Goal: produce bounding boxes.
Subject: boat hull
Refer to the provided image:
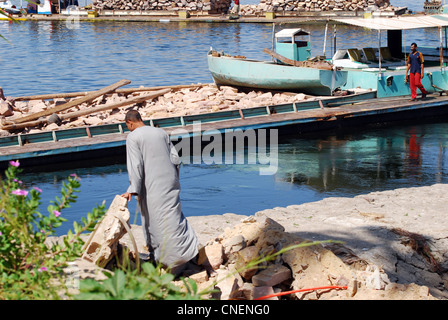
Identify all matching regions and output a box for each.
[207,53,348,96]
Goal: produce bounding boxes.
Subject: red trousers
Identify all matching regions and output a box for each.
[409,72,427,99]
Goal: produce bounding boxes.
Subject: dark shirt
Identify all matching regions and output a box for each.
[408,51,424,74]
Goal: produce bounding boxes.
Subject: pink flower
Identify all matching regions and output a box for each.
[33,187,42,193]
[11,189,28,196]
[53,210,61,217]
[9,160,20,167]
[70,173,80,180]
[38,267,48,272]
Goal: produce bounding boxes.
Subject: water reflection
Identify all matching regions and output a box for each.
[275,122,448,194]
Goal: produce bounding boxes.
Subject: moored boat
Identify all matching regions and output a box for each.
[209,11,448,99]
[330,11,448,98]
[207,28,348,96]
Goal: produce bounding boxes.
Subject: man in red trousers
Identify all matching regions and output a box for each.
[405,42,427,102]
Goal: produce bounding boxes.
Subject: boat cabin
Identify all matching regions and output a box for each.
[328,11,448,97]
[274,28,311,62]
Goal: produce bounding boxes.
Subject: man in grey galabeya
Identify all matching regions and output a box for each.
[121,110,199,274]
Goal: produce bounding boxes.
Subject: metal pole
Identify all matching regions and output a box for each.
[378,30,382,78]
[440,26,443,69]
[333,24,337,55]
[323,22,328,57]
[271,23,275,62]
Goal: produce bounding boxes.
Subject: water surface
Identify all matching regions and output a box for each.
[0,11,446,235]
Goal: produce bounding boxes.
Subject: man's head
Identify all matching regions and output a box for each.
[411,42,417,52]
[125,110,144,132]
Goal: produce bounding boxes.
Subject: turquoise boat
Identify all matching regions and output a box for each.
[209,11,448,99]
[331,12,448,98]
[207,28,348,96]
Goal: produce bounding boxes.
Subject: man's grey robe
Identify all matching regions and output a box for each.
[126,125,199,268]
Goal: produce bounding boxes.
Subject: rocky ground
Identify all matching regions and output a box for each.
[0,83,319,135]
[106,183,447,300]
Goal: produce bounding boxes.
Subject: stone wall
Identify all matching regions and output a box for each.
[91,0,392,13]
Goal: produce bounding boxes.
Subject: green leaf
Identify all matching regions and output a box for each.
[103,270,126,298]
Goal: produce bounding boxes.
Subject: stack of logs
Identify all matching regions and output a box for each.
[91,0,392,13]
[242,0,393,14]
[91,0,232,12]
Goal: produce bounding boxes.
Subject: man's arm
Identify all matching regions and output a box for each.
[122,136,144,201]
[121,191,137,202]
[420,52,425,79]
[405,64,410,82]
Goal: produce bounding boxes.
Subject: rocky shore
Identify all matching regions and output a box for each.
[75,183,448,300]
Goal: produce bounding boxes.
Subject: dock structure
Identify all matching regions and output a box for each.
[2,91,448,168]
[1,5,408,24]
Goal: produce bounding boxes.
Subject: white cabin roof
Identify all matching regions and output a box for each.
[275,28,309,38]
[333,14,448,30]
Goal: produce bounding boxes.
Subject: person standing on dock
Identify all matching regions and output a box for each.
[234,0,240,15]
[121,110,200,275]
[405,42,427,102]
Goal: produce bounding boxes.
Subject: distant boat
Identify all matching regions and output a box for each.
[0,0,20,14]
[207,28,348,96]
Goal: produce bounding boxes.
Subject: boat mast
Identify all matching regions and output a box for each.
[378,30,382,78]
[323,21,328,57]
[439,25,444,70]
[333,24,337,56]
[271,23,276,62]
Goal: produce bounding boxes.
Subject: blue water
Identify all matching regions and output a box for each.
[17,121,448,235]
[0,13,447,235]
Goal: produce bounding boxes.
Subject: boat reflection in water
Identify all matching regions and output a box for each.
[274,122,447,194]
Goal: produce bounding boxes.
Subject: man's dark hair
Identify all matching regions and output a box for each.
[411,42,417,48]
[125,110,143,122]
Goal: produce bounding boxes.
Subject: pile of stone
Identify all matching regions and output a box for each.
[90,0,394,13]
[239,0,394,14]
[0,84,313,135]
[173,215,436,300]
[91,0,232,12]
[63,187,444,300]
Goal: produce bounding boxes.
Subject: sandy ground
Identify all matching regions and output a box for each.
[184,183,448,299]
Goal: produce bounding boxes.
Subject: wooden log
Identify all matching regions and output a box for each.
[263,48,333,70]
[13,83,210,102]
[1,89,170,131]
[59,88,170,121]
[1,118,47,131]
[12,79,131,124]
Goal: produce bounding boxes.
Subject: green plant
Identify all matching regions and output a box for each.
[0,161,106,299]
[76,262,205,300]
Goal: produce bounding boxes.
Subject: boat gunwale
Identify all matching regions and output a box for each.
[0,91,377,153]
